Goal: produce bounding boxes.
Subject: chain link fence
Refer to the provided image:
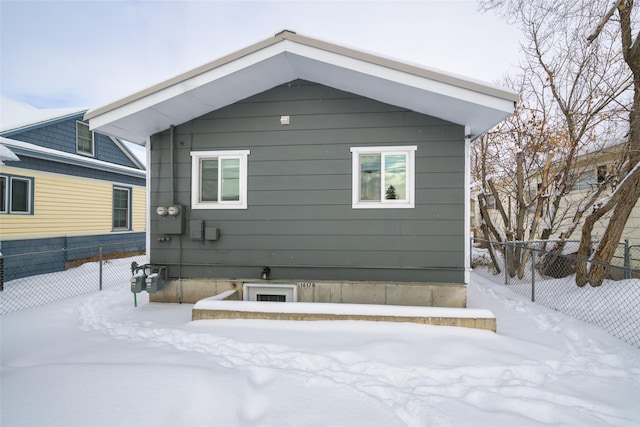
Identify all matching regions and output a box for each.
[1,241,146,315]
[473,238,640,348]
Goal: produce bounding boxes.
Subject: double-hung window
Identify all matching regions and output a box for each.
[76,121,94,156]
[113,186,131,230]
[1,174,34,214]
[351,146,416,208]
[191,150,250,209]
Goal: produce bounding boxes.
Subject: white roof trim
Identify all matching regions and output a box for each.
[86,30,517,144]
[0,139,21,165]
[0,137,146,178]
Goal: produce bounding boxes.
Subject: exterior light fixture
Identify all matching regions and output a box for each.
[261,266,271,280]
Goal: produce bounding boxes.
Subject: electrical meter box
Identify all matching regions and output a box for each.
[131,275,146,293]
[146,271,165,293]
[157,205,184,235]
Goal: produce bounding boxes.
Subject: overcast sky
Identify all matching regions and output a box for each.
[0,0,523,111]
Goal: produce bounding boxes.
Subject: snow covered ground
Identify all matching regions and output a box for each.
[2,258,640,426]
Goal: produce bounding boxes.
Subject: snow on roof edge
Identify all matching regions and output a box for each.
[0,96,87,134]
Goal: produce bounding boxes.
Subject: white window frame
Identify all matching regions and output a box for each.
[0,175,7,214]
[351,146,416,209]
[1,174,34,215]
[112,186,132,231]
[76,121,94,156]
[190,150,250,210]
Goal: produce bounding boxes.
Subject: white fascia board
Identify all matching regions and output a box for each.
[289,54,511,136]
[285,40,515,114]
[88,42,294,139]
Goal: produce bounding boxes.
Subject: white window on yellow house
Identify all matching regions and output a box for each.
[113,186,131,230]
[190,150,250,210]
[1,174,34,214]
[76,121,94,156]
[486,195,496,210]
[351,146,417,209]
[572,170,595,191]
[0,176,5,213]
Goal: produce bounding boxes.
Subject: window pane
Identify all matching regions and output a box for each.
[113,188,129,229]
[113,210,127,228]
[384,154,406,200]
[0,176,6,212]
[221,158,240,201]
[77,122,93,154]
[11,178,29,212]
[200,159,219,202]
[113,189,128,208]
[360,154,381,201]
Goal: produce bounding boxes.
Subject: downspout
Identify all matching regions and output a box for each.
[464,127,472,285]
[170,125,175,199]
[169,125,183,303]
[145,136,151,257]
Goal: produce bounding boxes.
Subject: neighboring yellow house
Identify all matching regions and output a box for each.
[472,143,640,246]
[0,97,146,280]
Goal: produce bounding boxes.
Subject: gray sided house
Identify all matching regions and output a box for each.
[87,31,517,306]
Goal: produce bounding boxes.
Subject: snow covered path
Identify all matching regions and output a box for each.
[2,270,640,426]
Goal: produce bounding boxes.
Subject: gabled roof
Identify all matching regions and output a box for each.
[1,96,86,135]
[86,30,518,144]
[0,96,146,171]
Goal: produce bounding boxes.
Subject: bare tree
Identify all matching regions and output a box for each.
[472,73,561,278]
[479,0,635,285]
[576,0,640,286]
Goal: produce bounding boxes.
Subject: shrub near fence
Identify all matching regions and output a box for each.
[0,241,146,315]
[473,238,640,348]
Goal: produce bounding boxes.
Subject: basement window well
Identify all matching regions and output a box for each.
[243,284,297,302]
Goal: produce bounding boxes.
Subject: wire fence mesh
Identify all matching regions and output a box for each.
[1,240,146,315]
[472,238,640,348]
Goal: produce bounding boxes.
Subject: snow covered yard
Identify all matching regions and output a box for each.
[2,265,640,426]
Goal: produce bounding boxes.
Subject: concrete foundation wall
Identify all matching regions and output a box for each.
[149,279,467,308]
[191,308,495,332]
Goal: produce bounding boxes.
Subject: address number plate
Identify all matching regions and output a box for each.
[298,282,316,288]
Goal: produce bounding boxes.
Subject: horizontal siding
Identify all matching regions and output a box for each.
[132,187,147,231]
[1,166,146,239]
[149,80,466,282]
[5,117,142,169]
[1,233,145,281]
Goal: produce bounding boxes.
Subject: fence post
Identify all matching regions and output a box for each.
[504,239,509,285]
[99,245,103,291]
[531,250,536,302]
[0,252,4,292]
[624,239,631,280]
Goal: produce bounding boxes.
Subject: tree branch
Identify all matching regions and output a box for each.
[587,0,624,43]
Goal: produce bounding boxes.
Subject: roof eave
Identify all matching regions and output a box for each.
[86,30,517,144]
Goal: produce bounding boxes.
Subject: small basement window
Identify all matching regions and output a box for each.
[243,284,297,302]
[257,294,287,302]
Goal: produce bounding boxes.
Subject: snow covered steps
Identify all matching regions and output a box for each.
[192,292,496,332]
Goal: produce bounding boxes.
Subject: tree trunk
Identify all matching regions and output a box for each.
[588,164,640,286]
